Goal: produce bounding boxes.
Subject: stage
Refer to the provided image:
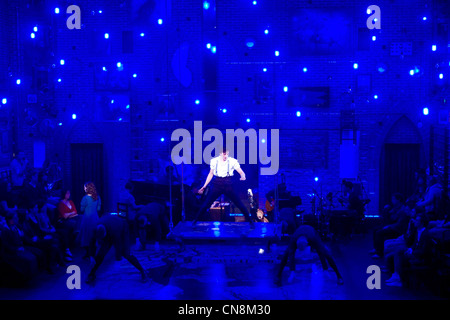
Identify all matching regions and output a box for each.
[167,221,282,243]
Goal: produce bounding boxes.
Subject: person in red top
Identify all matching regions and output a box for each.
[56,189,80,261]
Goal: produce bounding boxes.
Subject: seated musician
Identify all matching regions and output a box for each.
[341,181,365,219]
[265,191,275,222]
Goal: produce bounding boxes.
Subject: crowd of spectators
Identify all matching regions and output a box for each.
[0,152,169,285]
[370,168,450,290]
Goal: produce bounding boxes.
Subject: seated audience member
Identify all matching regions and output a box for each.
[382,215,416,274]
[416,175,444,220]
[56,189,80,261]
[427,213,450,241]
[20,170,42,210]
[10,151,28,190]
[412,168,427,200]
[0,179,18,217]
[136,202,170,251]
[385,213,431,287]
[0,211,40,280]
[22,203,65,273]
[371,193,410,258]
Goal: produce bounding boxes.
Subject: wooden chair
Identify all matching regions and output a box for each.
[117,202,129,219]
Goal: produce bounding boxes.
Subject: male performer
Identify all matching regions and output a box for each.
[275,224,344,286]
[192,149,254,227]
[86,213,148,284]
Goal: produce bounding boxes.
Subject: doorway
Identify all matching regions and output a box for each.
[380,143,420,209]
[70,143,104,213]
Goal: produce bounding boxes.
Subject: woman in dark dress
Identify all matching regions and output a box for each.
[79,182,101,259]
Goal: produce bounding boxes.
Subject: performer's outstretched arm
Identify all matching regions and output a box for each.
[235,167,246,180]
[199,169,214,194]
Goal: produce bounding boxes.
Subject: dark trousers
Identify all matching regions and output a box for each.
[193,177,252,222]
[137,212,170,246]
[88,242,144,277]
[56,216,80,250]
[373,227,400,257]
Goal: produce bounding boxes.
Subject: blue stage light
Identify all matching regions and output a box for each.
[246,40,255,48]
[261,139,266,143]
[116,62,122,68]
[423,107,429,115]
[211,46,217,53]
[315,177,319,182]
[58,122,62,126]
[140,33,145,37]
[160,137,165,142]
[133,73,137,78]
[16,79,21,85]
[222,108,227,113]
[1,98,7,105]
[158,19,163,25]
[296,111,301,117]
[374,94,378,99]
[206,43,211,49]
[372,36,376,41]
[353,63,358,69]
[72,114,77,120]
[118,118,122,121]
[409,69,415,76]
[253,1,257,5]
[57,78,62,82]
[33,26,38,32]
[102,66,107,71]
[98,10,103,14]
[30,33,35,39]
[439,73,444,79]
[283,86,288,92]
[423,16,427,21]
[195,100,200,105]
[432,45,437,51]
[264,29,269,35]
[203,1,210,10]
[303,67,308,73]
[275,50,279,56]
[104,33,109,39]
[246,118,251,123]
[110,99,114,104]
[126,105,130,109]
[60,59,65,65]
[54,8,60,14]
[263,68,267,72]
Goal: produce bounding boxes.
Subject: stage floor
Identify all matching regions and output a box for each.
[167,221,281,241]
[0,230,444,300]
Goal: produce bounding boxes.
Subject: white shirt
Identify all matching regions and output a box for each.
[210,156,240,177]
